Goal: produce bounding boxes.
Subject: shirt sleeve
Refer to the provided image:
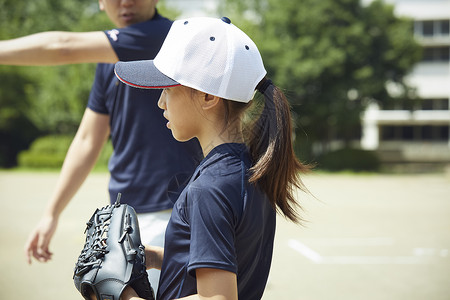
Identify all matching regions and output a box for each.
[103,18,171,61]
[186,185,238,276]
[86,64,108,114]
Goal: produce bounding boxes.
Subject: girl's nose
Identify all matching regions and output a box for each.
[158,91,166,110]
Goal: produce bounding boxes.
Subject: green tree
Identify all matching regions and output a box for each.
[222,0,422,160]
[0,0,112,166]
[0,0,179,167]
[1,0,113,134]
[0,68,40,167]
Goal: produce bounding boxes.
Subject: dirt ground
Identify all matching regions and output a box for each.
[0,171,449,300]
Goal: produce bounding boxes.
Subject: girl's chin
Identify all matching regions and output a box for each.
[171,132,193,143]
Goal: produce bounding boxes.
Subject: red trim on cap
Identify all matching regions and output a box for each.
[115,71,181,89]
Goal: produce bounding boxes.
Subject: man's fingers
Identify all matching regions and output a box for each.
[25,216,58,264]
[32,248,52,262]
[24,233,38,265]
[25,245,32,265]
[36,231,53,260]
[25,250,32,265]
[24,231,53,264]
[36,240,53,262]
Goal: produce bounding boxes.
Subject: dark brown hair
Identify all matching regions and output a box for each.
[224,78,310,223]
[190,80,309,223]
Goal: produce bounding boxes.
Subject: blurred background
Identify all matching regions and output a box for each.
[0,0,449,299]
[1,0,450,172]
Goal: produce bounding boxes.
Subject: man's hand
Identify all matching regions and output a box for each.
[24,215,58,264]
[121,286,141,300]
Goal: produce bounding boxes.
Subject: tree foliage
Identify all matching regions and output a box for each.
[0,0,112,166]
[0,0,179,167]
[221,0,422,160]
[0,0,113,134]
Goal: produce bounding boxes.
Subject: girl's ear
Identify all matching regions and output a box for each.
[201,93,221,110]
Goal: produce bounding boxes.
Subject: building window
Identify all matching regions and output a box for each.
[421,126,449,141]
[422,20,434,36]
[422,46,450,62]
[381,126,397,140]
[380,125,449,141]
[421,98,449,111]
[402,126,415,141]
[415,19,450,37]
[440,20,450,35]
[382,98,449,111]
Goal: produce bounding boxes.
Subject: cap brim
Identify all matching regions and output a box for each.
[114,60,180,89]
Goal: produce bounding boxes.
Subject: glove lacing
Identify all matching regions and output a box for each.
[74,209,112,277]
[74,194,122,277]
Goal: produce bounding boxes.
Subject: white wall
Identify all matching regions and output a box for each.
[163,0,219,18]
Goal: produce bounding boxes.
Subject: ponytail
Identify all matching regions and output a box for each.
[248,77,310,223]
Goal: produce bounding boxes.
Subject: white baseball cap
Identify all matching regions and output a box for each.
[114,17,267,103]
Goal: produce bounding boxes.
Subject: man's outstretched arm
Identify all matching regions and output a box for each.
[0,31,118,65]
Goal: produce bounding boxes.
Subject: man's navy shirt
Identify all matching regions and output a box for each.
[87,13,203,212]
[158,143,276,300]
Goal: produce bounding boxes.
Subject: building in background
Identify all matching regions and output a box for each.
[361,0,450,168]
[163,0,219,18]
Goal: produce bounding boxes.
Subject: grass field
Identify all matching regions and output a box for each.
[0,171,449,300]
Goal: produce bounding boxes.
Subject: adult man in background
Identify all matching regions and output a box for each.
[0,0,202,292]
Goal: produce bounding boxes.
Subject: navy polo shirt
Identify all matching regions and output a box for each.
[87,13,203,212]
[157,143,276,300]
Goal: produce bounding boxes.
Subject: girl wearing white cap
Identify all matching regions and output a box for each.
[115,16,310,300]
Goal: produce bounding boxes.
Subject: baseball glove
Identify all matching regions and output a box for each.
[73,194,154,300]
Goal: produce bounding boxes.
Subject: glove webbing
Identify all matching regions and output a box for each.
[74,208,113,277]
[74,193,123,277]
